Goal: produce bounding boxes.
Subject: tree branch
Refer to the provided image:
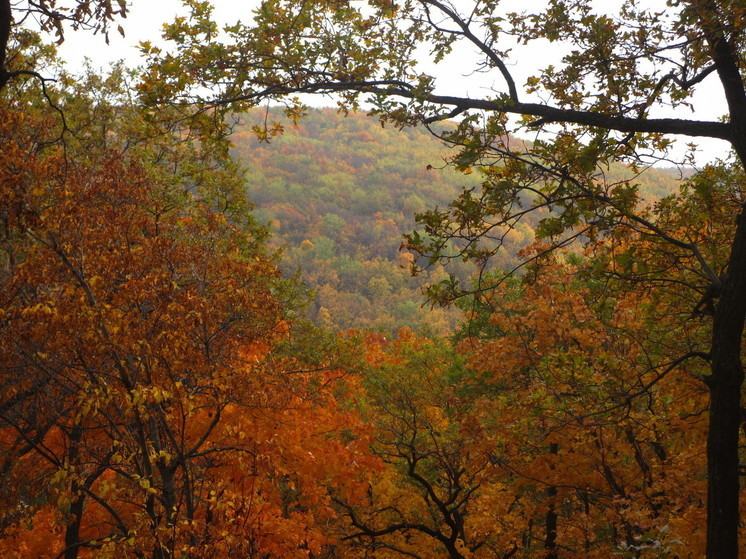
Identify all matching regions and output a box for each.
[420,0,519,102]
[215,82,733,140]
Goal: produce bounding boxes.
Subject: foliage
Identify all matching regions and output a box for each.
[0,51,374,559]
[461,253,712,557]
[142,2,746,555]
[232,107,681,334]
[334,330,507,559]
[334,251,718,558]
[3,2,746,556]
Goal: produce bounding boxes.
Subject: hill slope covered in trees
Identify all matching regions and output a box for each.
[232,108,683,334]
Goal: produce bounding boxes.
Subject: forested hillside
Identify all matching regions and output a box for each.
[232,108,683,333]
[4,1,745,557]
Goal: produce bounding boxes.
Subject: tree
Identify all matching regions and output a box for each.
[0,47,377,558]
[1,0,128,89]
[336,329,519,559]
[146,1,746,555]
[344,258,710,557]
[461,252,711,556]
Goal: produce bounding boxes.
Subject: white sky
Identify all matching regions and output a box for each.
[54,0,731,165]
[56,0,199,67]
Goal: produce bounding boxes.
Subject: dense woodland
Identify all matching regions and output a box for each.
[1,1,746,558]
[234,108,683,334]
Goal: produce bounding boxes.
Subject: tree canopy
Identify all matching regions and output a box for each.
[2,1,746,557]
[143,1,746,556]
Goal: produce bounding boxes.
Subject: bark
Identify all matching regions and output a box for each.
[64,496,85,559]
[0,0,10,89]
[544,443,558,559]
[223,81,734,141]
[702,18,746,557]
[706,204,746,558]
[63,425,85,559]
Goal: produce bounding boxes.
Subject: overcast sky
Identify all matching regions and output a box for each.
[55,0,731,165]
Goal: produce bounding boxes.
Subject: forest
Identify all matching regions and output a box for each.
[0,1,745,559]
[234,107,684,334]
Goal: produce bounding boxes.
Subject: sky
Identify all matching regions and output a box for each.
[54,0,731,166]
[56,0,198,68]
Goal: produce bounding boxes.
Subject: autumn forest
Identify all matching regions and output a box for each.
[1,1,745,558]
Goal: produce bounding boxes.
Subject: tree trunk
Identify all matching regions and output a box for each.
[0,0,10,89]
[701,18,746,554]
[707,205,746,558]
[64,425,85,559]
[64,496,85,559]
[545,442,558,559]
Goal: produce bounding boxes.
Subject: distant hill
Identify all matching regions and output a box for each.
[231,108,683,334]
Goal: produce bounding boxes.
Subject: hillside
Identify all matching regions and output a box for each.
[231,108,683,334]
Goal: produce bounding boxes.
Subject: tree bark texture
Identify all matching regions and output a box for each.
[707,205,746,558]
